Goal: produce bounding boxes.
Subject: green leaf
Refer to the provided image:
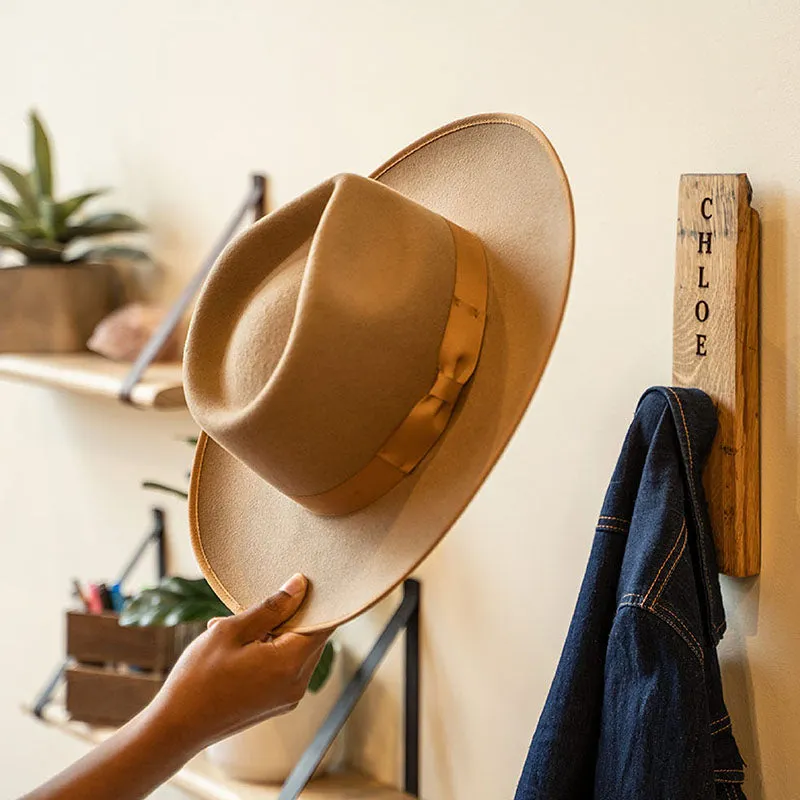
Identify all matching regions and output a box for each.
[12,219,48,239]
[160,577,215,599]
[40,197,57,240]
[61,212,144,242]
[0,162,37,214]
[0,231,64,262]
[162,599,225,626]
[0,197,23,220]
[308,641,335,693]
[72,245,149,264]
[30,111,53,198]
[0,229,25,247]
[120,589,179,626]
[119,577,231,627]
[56,189,107,224]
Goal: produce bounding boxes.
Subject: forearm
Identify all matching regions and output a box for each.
[23,706,199,800]
[24,575,323,799]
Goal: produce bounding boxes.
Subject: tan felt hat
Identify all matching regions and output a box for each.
[184,113,574,632]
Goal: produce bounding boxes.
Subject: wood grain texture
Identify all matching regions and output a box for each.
[28,704,413,799]
[0,264,117,353]
[67,611,203,671]
[673,174,760,577]
[0,352,185,409]
[65,665,164,726]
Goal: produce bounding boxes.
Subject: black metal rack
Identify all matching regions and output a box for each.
[280,578,420,799]
[119,174,268,405]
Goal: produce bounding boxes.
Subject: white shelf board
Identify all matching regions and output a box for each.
[0,353,185,410]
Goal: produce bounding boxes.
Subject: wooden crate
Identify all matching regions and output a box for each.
[66,665,164,726]
[66,610,202,671]
[65,611,204,726]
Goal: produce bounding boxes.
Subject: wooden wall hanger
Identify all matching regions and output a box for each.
[673,174,760,577]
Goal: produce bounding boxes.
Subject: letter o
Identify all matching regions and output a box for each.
[695,300,709,322]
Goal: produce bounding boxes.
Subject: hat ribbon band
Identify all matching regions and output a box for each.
[291,220,488,517]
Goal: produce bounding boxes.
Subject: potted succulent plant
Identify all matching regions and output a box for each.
[121,575,342,783]
[0,111,148,353]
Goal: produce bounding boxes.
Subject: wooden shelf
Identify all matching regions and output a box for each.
[28,704,411,800]
[0,353,185,410]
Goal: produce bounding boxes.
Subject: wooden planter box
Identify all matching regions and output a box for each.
[65,665,164,727]
[0,263,120,353]
[65,611,204,727]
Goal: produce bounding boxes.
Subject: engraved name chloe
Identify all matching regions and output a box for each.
[695,196,712,357]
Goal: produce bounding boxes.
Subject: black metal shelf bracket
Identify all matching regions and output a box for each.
[119,174,267,405]
[31,507,168,718]
[279,578,421,799]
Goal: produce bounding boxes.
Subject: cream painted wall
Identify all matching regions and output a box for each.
[1,1,798,797]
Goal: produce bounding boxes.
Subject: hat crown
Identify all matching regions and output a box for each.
[184,173,458,499]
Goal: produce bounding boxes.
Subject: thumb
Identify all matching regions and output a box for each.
[230,573,308,643]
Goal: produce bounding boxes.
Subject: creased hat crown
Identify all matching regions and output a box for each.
[185,173,479,509]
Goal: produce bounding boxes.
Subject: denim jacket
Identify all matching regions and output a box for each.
[515,387,746,800]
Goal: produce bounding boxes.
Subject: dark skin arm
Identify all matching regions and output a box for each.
[24,574,330,800]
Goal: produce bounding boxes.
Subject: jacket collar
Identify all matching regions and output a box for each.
[641,386,727,643]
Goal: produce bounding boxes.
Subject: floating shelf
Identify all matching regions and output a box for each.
[27,704,411,800]
[0,353,185,410]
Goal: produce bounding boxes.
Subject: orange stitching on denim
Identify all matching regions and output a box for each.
[648,606,703,664]
[669,389,721,636]
[599,515,630,524]
[619,601,704,664]
[652,600,704,658]
[643,520,686,605]
[710,713,730,727]
[715,773,744,784]
[651,524,688,605]
[596,524,628,533]
[712,720,733,736]
[667,389,720,628]
[666,388,694,476]
[618,592,705,664]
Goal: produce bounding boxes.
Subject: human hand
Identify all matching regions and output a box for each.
[144,573,330,754]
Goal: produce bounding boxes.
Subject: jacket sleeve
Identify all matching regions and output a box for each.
[595,604,717,800]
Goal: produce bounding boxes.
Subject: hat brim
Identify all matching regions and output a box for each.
[189,113,575,632]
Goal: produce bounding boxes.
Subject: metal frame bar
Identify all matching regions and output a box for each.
[278,579,421,799]
[31,507,168,718]
[119,174,267,405]
[404,579,420,795]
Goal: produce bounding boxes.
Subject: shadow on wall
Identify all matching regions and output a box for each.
[719,187,800,799]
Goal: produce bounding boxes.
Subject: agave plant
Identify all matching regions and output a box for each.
[0,111,148,265]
